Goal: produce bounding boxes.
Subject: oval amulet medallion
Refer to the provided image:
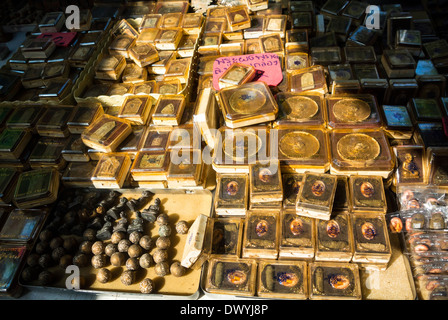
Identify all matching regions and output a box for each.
[389,217,403,233]
[227,270,247,285]
[311,180,325,197]
[361,222,377,240]
[226,181,239,196]
[258,168,272,183]
[255,220,269,237]
[360,182,375,198]
[290,218,304,236]
[329,274,350,290]
[326,220,340,239]
[277,272,299,287]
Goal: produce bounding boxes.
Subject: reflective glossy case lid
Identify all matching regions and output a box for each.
[249,161,283,199]
[152,94,186,122]
[213,125,270,169]
[309,261,361,300]
[282,173,304,208]
[259,34,284,53]
[130,151,170,178]
[296,172,338,217]
[288,65,328,94]
[276,126,330,173]
[13,168,59,208]
[263,15,287,35]
[329,129,394,177]
[348,175,387,213]
[208,217,244,257]
[139,14,162,31]
[118,95,152,124]
[225,5,251,31]
[215,173,248,211]
[36,105,74,131]
[351,213,391,256]
[275,92,326,127]
[410,98,443,122]
[242,210,280,258]
[81,114,132,153]
[394,145,426,186]
[381,105,413,131]
[204,257,257,296]
[315,212,353,256]
[91,152,131,182]
[218,63,256,88]
[140,128,171,151]
[0,209,47,243]
[279,211,315,255]
[326,94,382,129]
[257,260,308,299]
[67,102,104,129]
[6,105,45,129]
[216,82,278,128]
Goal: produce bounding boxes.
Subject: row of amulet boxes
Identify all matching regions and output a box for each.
[1,2,446,143]
[0,200,382,300]
[0,1,223,104]
[0,0,447,207]
[3,1,447,105]
[0,0,444,300]
[0,7,115,103]
[388,184,448,300]
[0,3,211,196]
[0,86,447,202]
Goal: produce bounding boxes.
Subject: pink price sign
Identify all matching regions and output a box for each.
[37,32,77,47]
[212,53,283,90]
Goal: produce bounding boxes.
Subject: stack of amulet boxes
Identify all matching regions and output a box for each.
[0,7,112,208]
[204,0,447,300]
[73,2,211,190]
[0,4,116,296]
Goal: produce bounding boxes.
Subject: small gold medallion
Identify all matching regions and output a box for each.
[123,98,142,114]
[98,156,120,177]
[283,96,319,119]
[222,131,262,161]
[161,103,175,115]
[99,55,118,70]
[90,121,116,143]
[337,133,380,161]
[332,98,371,122]
[267,19,282,31]
[229,88,266,114]
[301,72,314,91]
[279,131,320,159]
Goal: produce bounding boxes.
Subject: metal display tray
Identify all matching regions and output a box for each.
[21,188,214,300]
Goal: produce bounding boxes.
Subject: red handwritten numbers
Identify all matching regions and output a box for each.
[212,53,283,90]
